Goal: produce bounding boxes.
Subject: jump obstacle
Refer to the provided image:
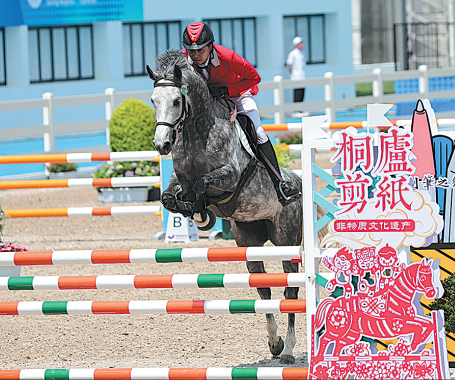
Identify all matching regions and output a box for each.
[0,151,164,222]
[0,245,308,379]
[0,132,337,376]
[0,150,308,375]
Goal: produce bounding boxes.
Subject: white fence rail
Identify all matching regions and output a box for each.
[2,65,455,155]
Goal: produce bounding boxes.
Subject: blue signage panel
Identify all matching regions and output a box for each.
[0,0,143,27]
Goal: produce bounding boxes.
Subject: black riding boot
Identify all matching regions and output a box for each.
[258,139,301,207]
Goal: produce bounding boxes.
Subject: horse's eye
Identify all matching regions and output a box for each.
[173,99,180,107]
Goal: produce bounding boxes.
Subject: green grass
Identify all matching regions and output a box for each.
[356,81,395,97]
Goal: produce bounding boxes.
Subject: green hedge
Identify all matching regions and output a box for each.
[429,273,455,334]
[109,99,156,152]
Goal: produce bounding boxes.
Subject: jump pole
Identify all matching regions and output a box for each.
[4,205,161,218]
[0,151,160,165]
[0,367,308,380]
[0,177,160,190]
[0,246,303,266]
[0,299,306,315]
[0,273,306,290]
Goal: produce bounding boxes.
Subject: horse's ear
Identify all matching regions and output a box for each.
[174,64,182,82]
[146,65,158,81]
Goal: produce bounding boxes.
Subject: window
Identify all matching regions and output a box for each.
[203,18,257,67]
[284,15,326,64]
[28,25,94,83]
[0,28,5,86]
[123,21,181,76]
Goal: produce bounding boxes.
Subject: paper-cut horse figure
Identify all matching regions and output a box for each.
[315,257,436,359]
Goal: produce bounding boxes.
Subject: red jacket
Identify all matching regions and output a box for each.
[183,44,260,98]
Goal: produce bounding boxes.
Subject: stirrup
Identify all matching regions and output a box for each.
[277,181,301,207]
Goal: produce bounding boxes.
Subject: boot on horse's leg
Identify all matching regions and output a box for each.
[192,194,217,231]
[258,139,301,207]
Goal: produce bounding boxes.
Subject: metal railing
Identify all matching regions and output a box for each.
[2,64,455,155]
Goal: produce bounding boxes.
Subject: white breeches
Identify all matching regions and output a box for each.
[231,92,268,144]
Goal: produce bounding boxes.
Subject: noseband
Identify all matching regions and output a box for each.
[153,81,188,132]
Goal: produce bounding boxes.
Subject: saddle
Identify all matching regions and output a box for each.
[206,113,258,217]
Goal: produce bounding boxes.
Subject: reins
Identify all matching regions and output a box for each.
[153,79,235,132]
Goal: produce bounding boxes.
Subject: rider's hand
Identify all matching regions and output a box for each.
[209,86,229,99]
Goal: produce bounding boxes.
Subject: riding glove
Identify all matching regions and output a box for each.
[209,86,229,99]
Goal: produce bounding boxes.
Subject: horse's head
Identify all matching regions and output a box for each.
[147,63,187,155]
[417,258,436,299]
[147,49,212,156]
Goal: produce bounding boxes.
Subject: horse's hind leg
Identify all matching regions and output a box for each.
[231,221,285,360]
[280,260,299,364]
[247,260,285,359]
[266,205,303,365]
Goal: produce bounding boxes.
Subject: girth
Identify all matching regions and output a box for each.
[206,157,257,218]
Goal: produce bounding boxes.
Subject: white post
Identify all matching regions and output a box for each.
[302,138,320,358]
[42,92,55,154]
[324,72,335,123]
[372,68,383,103]
[418,65,429,99]
[105,88,115,148]
[273,75,284,124]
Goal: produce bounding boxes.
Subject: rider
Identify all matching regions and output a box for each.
[182,22,301,207]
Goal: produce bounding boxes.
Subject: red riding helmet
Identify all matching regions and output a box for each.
[182,22,215,50]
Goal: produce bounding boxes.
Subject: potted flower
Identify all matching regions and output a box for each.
[48,162,78,179]
[93,161,160,203]
[0,202,27,277]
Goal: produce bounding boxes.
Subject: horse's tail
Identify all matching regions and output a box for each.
[315,298,334,330]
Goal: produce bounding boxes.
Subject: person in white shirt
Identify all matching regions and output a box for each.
[286,36,307,104]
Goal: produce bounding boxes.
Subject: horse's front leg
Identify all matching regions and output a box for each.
[161,171,194,217]
[192,165,240,229]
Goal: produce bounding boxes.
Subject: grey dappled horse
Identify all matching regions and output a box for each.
[148,50,304,364]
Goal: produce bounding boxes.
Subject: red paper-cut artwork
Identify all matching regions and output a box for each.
[309,245,448,379]
[310,100,450,379]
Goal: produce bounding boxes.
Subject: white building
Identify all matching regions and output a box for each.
[0,0,354,126]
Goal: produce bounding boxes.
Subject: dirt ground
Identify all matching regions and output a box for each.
[0,155,333,370]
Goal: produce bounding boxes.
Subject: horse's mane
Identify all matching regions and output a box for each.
[154,49,195,83]
[154,49,214,111]
[156,49,190,70]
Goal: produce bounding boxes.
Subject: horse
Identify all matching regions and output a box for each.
[314,258,436,360]
[147,49,307,364]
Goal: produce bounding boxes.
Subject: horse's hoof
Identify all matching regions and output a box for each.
[268,336,284,356]
[280,354,295,364]
[193,209,216,231]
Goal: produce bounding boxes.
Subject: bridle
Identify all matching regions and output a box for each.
[153,77,225,136]
[153,81,189,133]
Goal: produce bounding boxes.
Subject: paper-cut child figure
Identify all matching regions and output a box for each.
[353,246,377,295]
[322,247,355,297]
[374,244,404,294]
